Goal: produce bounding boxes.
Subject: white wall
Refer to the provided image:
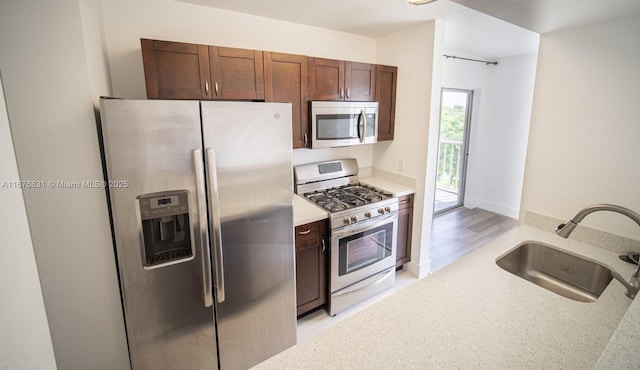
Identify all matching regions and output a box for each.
[0,74,57,370]
[375,21,443,277]
[99,0,380,166]
[480,54,536,217]
[441,56,490,211]
[521,13,640,240]
[0,1,130,369]
[440,53,537,219]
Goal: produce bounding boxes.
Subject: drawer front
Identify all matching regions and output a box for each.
[398,194,414,209]
[295,220,326,242]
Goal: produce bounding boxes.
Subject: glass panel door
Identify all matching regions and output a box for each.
[434,88,473,215]
[338,221,393,276]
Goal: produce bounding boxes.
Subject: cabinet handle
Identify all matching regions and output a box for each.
[304,134,308,147]
[321,239,326,252]
[205,81,209,96]
[340,87,344,99]
[400,200,409,205]
[298,229,311,235]
[346,87,350,100]
[214,81,219,96]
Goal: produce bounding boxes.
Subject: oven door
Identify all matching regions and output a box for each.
[330,213,397,292]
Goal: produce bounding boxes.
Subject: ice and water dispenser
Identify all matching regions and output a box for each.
[137,190,194,268]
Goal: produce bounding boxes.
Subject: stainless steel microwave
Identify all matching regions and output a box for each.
[310,101,378,148]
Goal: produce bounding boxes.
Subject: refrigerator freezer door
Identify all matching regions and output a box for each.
[100,99,217,370]
[201,101,297,370]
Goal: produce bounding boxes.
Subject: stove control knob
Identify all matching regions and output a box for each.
[384,206,391,213]
[364,211,372,218]
[378,208,385,215]
[343,217,351,225]
[350,215,358,223]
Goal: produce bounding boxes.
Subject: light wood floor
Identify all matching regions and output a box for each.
[430,207,518,272]
[297,207,518,342]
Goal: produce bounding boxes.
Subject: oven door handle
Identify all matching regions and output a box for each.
[333,212,397,238]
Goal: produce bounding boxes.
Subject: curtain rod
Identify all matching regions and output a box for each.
[443,54,498,66]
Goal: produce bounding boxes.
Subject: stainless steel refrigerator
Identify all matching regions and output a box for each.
[99,99,297,370]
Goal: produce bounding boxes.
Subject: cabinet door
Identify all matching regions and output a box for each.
[264,52,309,148]
[141,39,211,99]
[295,221,327,317]
[396,194,413,269]
[376,65,398,141]
[209,46,265,100]
[308,57,345,101]
[345,62,376,101]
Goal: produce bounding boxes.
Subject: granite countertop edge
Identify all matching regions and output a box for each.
[256,224,639,369]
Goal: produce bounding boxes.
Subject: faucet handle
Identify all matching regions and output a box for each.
[555,220,577,238]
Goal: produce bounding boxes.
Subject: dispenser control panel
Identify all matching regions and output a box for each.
[137,190,194,269]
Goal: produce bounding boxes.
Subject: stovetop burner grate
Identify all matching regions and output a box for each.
[303,183,392,213]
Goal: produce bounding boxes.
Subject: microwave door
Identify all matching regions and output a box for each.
[314,112,359,148]
[310,101,379,148]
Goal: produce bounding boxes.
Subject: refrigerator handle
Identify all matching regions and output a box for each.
[193,149,213,307]
[205,148,226,303]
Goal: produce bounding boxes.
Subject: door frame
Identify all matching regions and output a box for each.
[434,88,474,216]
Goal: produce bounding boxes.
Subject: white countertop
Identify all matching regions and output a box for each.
[293,194,328,226]
[359,176,416,197]
[255,225,639,369]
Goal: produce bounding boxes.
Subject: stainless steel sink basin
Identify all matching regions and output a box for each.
[496,242,613,302]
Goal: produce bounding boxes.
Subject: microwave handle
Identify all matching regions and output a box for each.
[357,109,366,143]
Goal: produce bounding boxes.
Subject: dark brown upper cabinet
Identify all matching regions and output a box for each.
[308,58,376,101]
[264,52,309,149]
[209,46,264,100]
[141,39,264,101]
[141,39,398,147]
[141,39,211,99]
[375,65,398,141]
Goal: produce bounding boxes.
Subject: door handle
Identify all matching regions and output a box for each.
[205,148,226,303]
[193,149,213,307]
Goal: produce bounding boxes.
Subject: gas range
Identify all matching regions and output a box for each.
[302,183,398,229]
[294,159,398,230]
[294,158,398,316]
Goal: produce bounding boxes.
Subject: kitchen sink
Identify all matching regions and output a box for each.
[496,242,613,302]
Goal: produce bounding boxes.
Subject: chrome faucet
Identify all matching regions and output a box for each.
[555,204,640,299]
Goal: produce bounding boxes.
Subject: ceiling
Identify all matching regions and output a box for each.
[450,0,640,34]
[175,0,640,58]
[177,0,640,37]
[443,11,539,59]
[176,0,470,38]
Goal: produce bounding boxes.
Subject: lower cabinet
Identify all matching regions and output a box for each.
[396,194,414,269]
[295,220,328,317]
